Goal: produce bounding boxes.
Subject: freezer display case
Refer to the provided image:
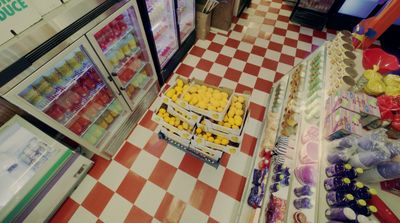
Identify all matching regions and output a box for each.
[3,37,130,159]
[177,0,195,43]
[0,115,92,223]
[87,2,158,110]
[146,0,179,68]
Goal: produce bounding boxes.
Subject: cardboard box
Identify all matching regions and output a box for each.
[325,91,360,114]
[0,0,42,45]
[167,103,201,127]
[324,108,363,140]
[203,93,250,142]
[160,77,190,109]
[193,134,239,154]
[31,0,62,16]
[151,103,194,140]
[178,78,233,122]
[190,141,223,161]
[159,126,191,147]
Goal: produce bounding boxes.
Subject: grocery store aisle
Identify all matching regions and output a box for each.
[50,0,335,222]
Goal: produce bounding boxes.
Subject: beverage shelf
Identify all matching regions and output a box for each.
[122,63,147,90]
[103,26,134,55]
[63,83,106,126]
[79,98,116,137]
[39,61,93,112]
[112,47,141,75]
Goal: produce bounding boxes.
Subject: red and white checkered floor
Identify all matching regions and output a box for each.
[50,0,336,222]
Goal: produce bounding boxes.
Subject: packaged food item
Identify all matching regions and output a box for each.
[293,197,313,209]
[349,199,367,214]
[349,150,391,169]
[358,205,378,217]
[325,163,363,179]
[324,177,351,191]
[325,108,363,140]
[299,141,319,164]
[294,164,317,186]
[294,185,313,197]
[293,211,308,223]
[265,195,287,223]
[358,161,400,183]
[326,191,354,207]
[325,207,357,221]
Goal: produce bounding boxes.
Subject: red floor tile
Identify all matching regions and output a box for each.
[312,44,319,52]
[116,171,146,203]
[251,46,267,57]
[219,169,247,201]
[49,198,79,223]
[281,4,293,10]
[260,1,270,6]
[235,83,253,94]
[254,10,267,17]
[249,102,267,121]
[224,68,241,82]
[190,46,206,57]
[215,54,232,66]
[155,193,186,222]
[114,142,141,168]
[208,42,224,53]
[149,160,177,190]
[274,72,285,82]
[233,24,244,32]
[279,54,295,66]
[277,15,290,22]
[243,35,257,44]
[88,155,111,180]
[254,78,273,93]
[189,181,218,215]
[244,63,261,76]
[125,206,153,223]
[268,7,280,14]
[179,153,204,178]
[299,33,313,43]
[208,217,219,223]
[262,58,279,71]
[206,32,216,41]
[263,18,276,25]
[204,73,223,86]
[226,38,241,49]
[96,220,104,223]
[138,111,158,131]
[287,23,300,32]
[268,41,283,52]
[313,30,327,39]
[295,49,310,59]
[197,59,213,72]
[144,133,167,158]
[234,50,250,61]
[284,38,298,48]
[241,133,258,156]
[82,182,114,217]
[273,27,287,36]
[240,12,249,19]
[175,64,195,77]
[219,153,230,168]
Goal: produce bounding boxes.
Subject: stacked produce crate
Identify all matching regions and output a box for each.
[152,77,250,166]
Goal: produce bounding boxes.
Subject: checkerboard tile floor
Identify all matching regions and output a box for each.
[50,0,337,222]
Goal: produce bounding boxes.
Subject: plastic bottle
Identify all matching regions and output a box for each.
[325,207,357,221]
[345,167,364,179]
[358,205,378,217]
[294,185,313,197]
[293,197,313,209]
[349,199,367,214]
[324,177,351,191]
[326,192,354,207]
[349,150,390,169]
[326,163,353,177]
[358,161,400,183]
[356,186,377,200]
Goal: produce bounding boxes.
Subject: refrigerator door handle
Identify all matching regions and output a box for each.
[111,72,118,77]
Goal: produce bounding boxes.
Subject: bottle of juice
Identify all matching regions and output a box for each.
[325,163,353,177]
[349,199,367,214]
[325,207,357,221]
[358,205,378,217]
[294,185,313,197]
[355,185,377,200]
[326,192,354,207]
[344,167,364,179]
[324,177,351,191]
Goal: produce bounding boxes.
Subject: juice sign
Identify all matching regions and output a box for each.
[0,0,30,21]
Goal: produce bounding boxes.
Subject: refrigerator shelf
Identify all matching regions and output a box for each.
[112,47,141,75]
[121,62,146,89]
[63,83,106,126]
[104,26,134,55]
[79,98,116,137]
[39,61,93,112]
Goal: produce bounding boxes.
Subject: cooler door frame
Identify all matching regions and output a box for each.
[86,1,159,111]
[178,0,195,44]
[3,36,130,160]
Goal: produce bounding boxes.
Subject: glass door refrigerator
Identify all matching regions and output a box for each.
[177,0,195,44]
[3,37,131,160]
[86,2,159,111]
[0,115,92,223]
[290,0,337,30]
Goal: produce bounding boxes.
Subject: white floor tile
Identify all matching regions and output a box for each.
[275,21,288,29]
[210,63,228,76]
[135,182,166,216]
[213,35,228,45]
[202,50,219,62]
[99,161,129,191]
[196,39,211,49]
[229,58,247,71]
[167,170,196,202]
[312,37,326,46]
[270,35,285,44]
[265,50,281,61]
[286,30,299,40]
[254,38,269,48]
[239,73,257,87]
[279,9,291,17]
[210,192,239,223]
[248,54,264,66]
[70,176,96,204]
[277,62,293,74]
[250,89,270,106]
[69,207,97,223]
[100,194,132,223]
[282,45,297,57]
[160,144,185,168]
[180,205,209,223]
[190,68,208,81]
[220,46,236,57]
[227,151,252,176]
[219,78,238,90]
[258,68,276,82]
[127,125,153,149]
[130,151,158,179]
[230,31,244,41]
[238,42,253,53]
[260,24,274,34]
[297,41,312,52]
[183,54,201,67]
[244,117,263,138]
[198,165,225,190]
